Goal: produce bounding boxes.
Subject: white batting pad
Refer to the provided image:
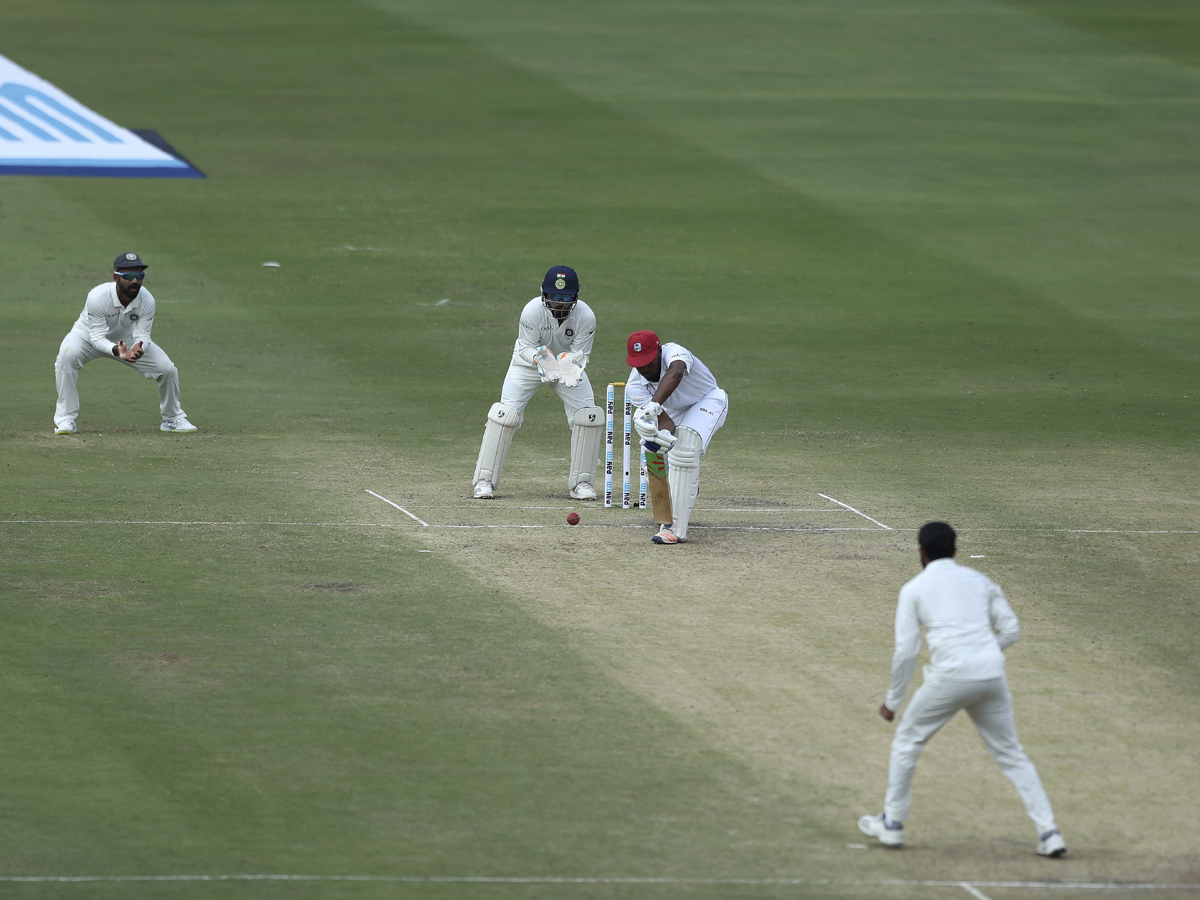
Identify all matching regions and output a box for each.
[667,426,702,540]
[473,402,521,486]
[569,405,604,492]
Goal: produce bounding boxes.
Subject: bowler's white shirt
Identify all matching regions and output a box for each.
[510,298,596,367]
[886,558,1020,711]
[625,342,720,421]
[71,282,156,356]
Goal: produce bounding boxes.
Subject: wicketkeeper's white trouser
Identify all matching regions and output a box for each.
[54,330,186,427]
[499,362,595,423]
[884,674,1058,834]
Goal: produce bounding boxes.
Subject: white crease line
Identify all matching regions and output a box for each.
[960,883,994,900]
[818,493,893,530]
[364,490,429,526]
[0,875,1195,889]
[0,520,889,534]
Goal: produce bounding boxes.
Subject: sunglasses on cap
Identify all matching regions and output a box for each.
[116,271,146,281]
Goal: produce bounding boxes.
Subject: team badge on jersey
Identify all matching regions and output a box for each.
[565,328,574,337]
[130,314,140,321]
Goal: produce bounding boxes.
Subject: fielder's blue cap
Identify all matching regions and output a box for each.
[114,252,147,271]
[542,265,579,294]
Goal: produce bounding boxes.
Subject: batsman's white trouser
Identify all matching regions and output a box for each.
[675,388,728,451]
[499,362,596,424]
[54,330,185,427]
[884,674,1058,834]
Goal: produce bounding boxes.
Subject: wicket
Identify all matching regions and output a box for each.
[605,382,648,509]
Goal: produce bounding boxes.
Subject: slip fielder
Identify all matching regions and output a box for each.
[472,265,602,500]
[53,253,197,435]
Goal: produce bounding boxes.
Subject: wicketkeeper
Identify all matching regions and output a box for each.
[472,265,602,500]
[625,331,728,544]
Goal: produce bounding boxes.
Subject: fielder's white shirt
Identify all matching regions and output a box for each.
[885,558,1020,711]
[625,342,720,422]
[510,298,596,367]
[70,282,156,356]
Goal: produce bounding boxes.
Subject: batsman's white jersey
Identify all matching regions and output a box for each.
[625,342,727,450]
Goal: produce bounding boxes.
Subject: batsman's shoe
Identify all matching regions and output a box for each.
[1036,829,1067,858]
[858,813,904,848]
[54,419,77,435]
[161,417,198,433]
[569,482,597,501]
[651,525,685,545]
[473,479,494,499]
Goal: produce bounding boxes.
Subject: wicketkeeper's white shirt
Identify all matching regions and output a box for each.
[510,298,596,367]
[625,342,720,421]
[70,282,157,356]
[885,558,1021,711]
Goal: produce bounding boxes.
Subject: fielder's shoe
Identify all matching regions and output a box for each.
[569,482,597,501]
[1037,829,1067,858]
[473,479,494,499]
[161,417,198,433]
[651,525,685,545]
[54,419,77,435]
[858,813,904,848]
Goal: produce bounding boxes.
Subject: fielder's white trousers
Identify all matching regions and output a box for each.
[54,330,186,427]
[885,674,1057,834]
[499,362,595,424]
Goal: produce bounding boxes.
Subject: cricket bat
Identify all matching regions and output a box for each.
[643,442,672,525]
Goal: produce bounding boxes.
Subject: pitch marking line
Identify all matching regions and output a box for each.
[959,883,994,900]
[0,875,1196,890]
[819,493,893,530]
[364,490,429,526]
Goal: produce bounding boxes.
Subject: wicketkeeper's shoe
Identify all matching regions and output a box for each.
[1036,829,1067,858]
[161,417,198,433]
[473,479,494,499]
[651,525,685,545]
[858,813,904,848]
[54,419,77,435]
[569,482,597,501]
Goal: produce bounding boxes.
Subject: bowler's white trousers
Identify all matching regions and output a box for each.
[885,673,1057,834]
[55,331,185,427]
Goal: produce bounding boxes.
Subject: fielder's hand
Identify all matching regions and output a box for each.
[878,703,895,723]
[534,347,560,383]
[116,340,144,362]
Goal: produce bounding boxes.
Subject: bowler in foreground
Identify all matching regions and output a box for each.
[858,521,1067,858]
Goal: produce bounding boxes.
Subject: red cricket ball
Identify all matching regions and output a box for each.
[567,512,580,526]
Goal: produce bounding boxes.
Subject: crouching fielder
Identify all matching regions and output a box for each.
[858,521,1067,858]
[625,331,728,545]
[53,253,196,435]
[472,265,603,500]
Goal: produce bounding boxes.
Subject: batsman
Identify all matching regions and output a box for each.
[624,331,728,544]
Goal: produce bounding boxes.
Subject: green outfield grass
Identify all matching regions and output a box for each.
[1,0,1198,897]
